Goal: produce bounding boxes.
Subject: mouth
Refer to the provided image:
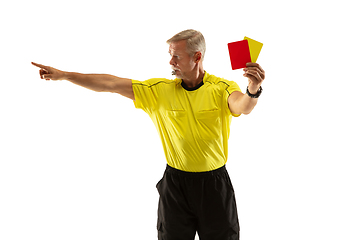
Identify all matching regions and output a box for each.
[171,68,180,75]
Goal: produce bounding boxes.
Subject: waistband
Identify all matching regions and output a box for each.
[165,164,227,178]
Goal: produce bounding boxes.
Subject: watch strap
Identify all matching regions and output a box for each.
[246,86,262,98]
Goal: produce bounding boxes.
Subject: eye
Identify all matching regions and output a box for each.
[169,52,179,60]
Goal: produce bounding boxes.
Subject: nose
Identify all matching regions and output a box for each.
[169,56,175,66]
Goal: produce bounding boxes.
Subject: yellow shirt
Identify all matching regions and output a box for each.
[132,71,241,172]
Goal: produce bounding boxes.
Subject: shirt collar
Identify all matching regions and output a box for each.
[176,71,208,91]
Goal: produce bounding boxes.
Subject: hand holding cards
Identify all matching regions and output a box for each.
[228,37,263,70]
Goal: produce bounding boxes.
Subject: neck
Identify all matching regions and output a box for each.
[182,65,205,88]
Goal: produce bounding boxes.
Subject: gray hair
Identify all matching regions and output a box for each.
[166,29,206,61]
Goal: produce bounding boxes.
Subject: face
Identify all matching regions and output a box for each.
[168,40,197,79]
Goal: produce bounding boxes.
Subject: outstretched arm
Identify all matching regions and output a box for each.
[31,62,135,100]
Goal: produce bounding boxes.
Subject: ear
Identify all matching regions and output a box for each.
[194,51,202,63]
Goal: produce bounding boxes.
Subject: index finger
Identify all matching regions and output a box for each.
[246,62,264,73]
[31,62,49,70]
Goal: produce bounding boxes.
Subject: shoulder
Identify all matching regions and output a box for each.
[132,78,179,87]
[204,72,239,89]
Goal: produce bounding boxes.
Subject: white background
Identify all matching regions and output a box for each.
[1,0,359,239]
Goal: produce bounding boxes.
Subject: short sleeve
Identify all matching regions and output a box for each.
[224,81,242,117]
[132,79,159,115]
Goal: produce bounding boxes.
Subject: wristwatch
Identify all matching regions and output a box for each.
[246,86,263,98]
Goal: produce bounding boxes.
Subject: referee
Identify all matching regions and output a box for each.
[32,29,265,240]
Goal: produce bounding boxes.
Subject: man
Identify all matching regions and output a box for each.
[32,29,265,240]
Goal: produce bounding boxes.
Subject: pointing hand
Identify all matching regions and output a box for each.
[31,62,65,81]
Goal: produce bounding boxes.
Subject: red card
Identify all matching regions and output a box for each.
[227,39,251,70]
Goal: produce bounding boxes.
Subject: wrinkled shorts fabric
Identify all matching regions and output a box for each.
[156,164,240,240]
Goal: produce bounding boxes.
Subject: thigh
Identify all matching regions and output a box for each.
[196,171,240,240]
[156,172,197,240]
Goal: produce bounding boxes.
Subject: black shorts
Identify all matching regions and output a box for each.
[156,164,240,240]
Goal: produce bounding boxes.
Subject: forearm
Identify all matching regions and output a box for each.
[228,89,259,115]
[64,72,117,92]
[63,72,134,100]
[237,94,258,115]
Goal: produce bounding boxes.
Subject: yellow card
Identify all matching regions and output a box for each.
[244,37,263,63]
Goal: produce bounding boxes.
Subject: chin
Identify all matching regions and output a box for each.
[172,70,181,77]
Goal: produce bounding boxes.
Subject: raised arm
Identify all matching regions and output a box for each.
[228,62,265,115]
[31,62,135,100]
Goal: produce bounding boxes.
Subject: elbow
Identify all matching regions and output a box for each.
[242,107,255,115]
[242,110,252,115]
[95,87,111,93]
[102,80,117,93]
[231,107,251,116]
[242,105,256,115]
